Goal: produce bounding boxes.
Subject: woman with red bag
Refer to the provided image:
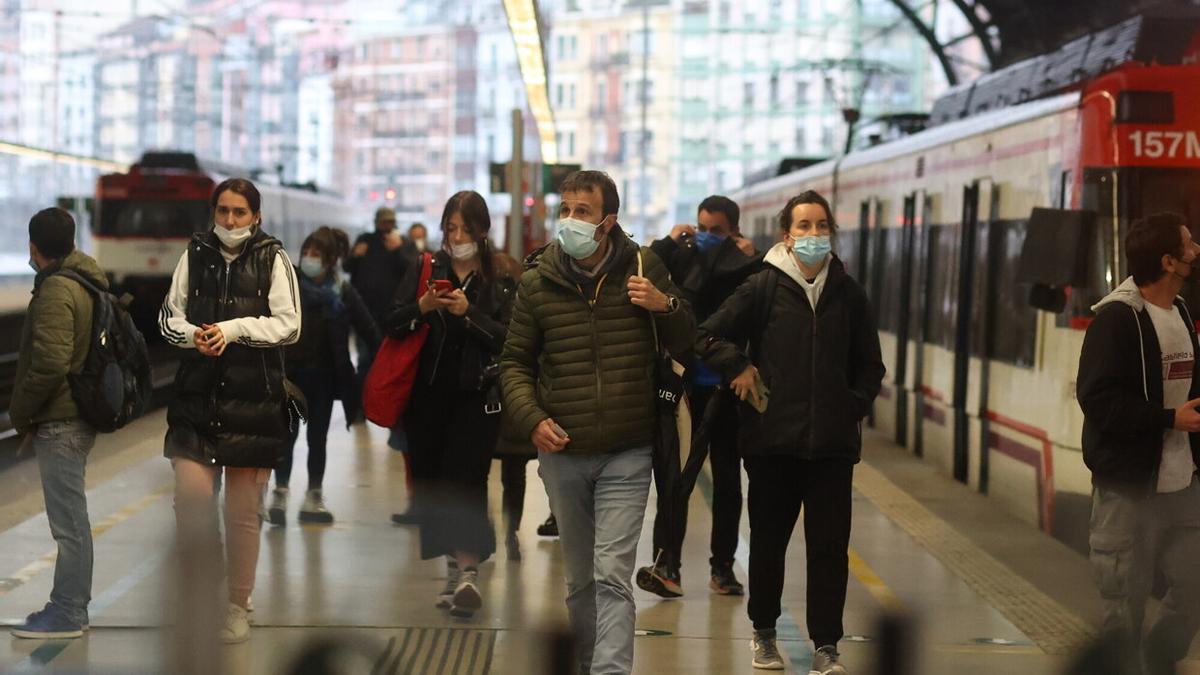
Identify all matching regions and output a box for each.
[381,190,515,617]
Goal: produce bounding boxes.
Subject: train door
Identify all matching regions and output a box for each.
[894,191,923,447]
[952,178,998,487]
[856,200,873,283]
[912,195,934,457]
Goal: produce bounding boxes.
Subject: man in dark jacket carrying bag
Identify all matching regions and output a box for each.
[696,190,884,674]
[1077,212,1200,675]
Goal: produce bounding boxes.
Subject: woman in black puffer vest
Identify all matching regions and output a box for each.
[159,178,301,645]
[382,190,515,619]
[265,226,380,526]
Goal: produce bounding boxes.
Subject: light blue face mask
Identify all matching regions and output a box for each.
[300,256,325,279]
[557,217,603,260]
[792,234,831,266]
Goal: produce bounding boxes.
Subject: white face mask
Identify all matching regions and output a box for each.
[215,224,254,249]
[450,241,478,261]
[413,238,427,252]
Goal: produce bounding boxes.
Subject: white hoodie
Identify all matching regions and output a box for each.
[763,241,830,310]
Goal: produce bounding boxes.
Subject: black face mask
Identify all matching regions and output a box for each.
[1174,256,1198,280]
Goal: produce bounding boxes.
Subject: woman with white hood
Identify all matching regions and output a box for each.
[695,189,885,674]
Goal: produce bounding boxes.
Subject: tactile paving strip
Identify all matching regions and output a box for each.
[854,462,1095,654]
[375,627,496,675]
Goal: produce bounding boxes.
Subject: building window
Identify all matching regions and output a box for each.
[569,83,576,109]
[769,73,779,106]
[744,82,754,107]
[796,79,808,105]
[568,131,575,157]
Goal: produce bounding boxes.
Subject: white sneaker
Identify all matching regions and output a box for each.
[298,489,334,524]
[267,487,287,526]
[219,602,251,644]
[450,568,482,617]
[436,559,460,609]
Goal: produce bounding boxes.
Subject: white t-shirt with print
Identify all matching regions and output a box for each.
[1146,301,1197,493]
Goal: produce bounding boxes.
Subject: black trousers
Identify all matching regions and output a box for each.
[278,367,336,490]
[404,387,499,561]
[650,385,743,569]
[745,455,853,648]
[499,456,529,535]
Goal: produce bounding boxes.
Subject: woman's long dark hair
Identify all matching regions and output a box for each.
[440,190,495,280]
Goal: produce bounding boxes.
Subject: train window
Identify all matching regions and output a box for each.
[986,220,1037,367]
[874,227,904,332]
[96,199,210,239]
[1073,167,1200,319]
[839,229,860,278]
[924,224,959,349]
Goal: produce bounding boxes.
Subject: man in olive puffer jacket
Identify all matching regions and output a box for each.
[500,170,693,675]
[10,208,106,640]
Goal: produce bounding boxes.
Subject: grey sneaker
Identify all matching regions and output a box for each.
[810,645,847,675]
[436,559,460,609]
[450,568,482,617]
[750,629,785,670]
[298,489,334,524]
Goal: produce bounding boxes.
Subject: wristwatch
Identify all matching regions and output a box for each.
[664,295,680,313]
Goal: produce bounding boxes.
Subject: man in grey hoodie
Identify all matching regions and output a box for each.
[1077,211,1200,675]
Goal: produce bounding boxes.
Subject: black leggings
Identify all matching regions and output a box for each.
[278,368,336,490]
[500,456,532,534]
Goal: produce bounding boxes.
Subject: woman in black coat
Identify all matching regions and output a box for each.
[696,190,884,673]
[382,190,515,618]
[266,226,380,526]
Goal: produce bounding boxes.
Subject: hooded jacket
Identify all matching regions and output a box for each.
[499,229,695,455]
[10,250,108,434]
[1076,276,1200,497]
[696,244,885,461]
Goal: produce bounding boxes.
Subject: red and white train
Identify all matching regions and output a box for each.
[731,13,1200,548]
[92,152,362,334]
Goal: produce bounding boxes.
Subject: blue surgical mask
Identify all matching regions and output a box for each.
[557,217,603,260]
[792,234,831,266]
[28,256,39,273]
[300,256,325,279]
[694,230,725,252]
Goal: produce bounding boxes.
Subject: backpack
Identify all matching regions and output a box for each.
[54,270,153,432]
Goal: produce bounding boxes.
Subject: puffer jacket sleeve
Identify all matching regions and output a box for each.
[640,247,695,356]
[695,273,758,383]
[500,273,548,442]
[9,278,78,432]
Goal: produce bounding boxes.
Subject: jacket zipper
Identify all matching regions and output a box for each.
[581,273,609,442]
[808,293,819,454]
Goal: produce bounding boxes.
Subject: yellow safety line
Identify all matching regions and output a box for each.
[853,462,1095,654]
[846,547,905,612]
[0,485,171,600]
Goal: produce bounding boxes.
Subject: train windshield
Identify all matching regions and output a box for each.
[95,199,210,238]
[1077,167,1200,315]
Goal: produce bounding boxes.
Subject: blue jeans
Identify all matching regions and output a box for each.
[34,418,96,625]
[539,446,652,675]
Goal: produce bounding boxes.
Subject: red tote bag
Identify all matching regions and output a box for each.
[362,252,433,428]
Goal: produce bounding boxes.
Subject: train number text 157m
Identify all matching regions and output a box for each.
[1128,130,1200,159]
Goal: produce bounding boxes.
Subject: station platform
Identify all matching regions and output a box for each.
[0,408,1191,674]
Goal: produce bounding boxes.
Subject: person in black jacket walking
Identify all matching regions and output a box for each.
[697,190,884,674]
[637,195,762,599]
[382,191,515,618]
[1077,212,1200,675]
[266,226,381,526]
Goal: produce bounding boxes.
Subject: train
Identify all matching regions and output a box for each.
[93,151,364,334]
[730,12,1200,550]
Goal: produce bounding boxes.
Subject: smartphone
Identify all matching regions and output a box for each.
[750,378,770,414]
[428,279,454,294]
[550,422,569,440]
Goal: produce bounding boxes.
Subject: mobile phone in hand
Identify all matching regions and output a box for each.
[551,422,569,440]
[750,379,770,414]
[429,279,454,294]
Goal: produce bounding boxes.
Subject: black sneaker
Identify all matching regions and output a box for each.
[391,510,419,525]
[506,531,521,561]
[636,563,683,598]
[536,514,558,537]
[710,561,745,595]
